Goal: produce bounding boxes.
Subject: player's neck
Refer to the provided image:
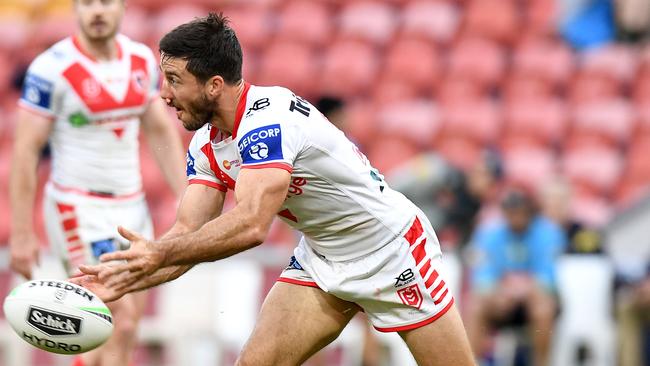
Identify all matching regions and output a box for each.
[210,80,246,136]
[76,33,119,61]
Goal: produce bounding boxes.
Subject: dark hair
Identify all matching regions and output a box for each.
[500,188,535,212]
[159,12,242,84]
[315,96,344,118]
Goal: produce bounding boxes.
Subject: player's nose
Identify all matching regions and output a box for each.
[160,82,172,101]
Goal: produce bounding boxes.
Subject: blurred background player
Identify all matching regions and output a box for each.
[466,189,566,366]
[8,0,186,365]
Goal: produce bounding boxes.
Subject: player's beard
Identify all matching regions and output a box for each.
[182,92,218,131]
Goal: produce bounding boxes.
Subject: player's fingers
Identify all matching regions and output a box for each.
[99,248,137,262]
[117,226,144,243]
[97,263,132,281]
[98,259,145,282]
[78,264,102,276]
[111,272,144,291]
[105,270,137,288]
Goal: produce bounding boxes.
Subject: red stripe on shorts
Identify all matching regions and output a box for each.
[62,218,78,231]
[434,288,449,305]
[404,217,423,246]
[277,277,320,288]
[66,235,80,243]
[411,238,427,265]
[419,259,432,278]
[430,279,446,299]
[56,203,75,214]
[67,244,84,253]
[424,269,440,289]
[374,298,455,333]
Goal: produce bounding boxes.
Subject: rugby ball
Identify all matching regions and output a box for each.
[3,279,113,354]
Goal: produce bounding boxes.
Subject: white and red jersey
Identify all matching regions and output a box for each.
[19,34,160,197]
[187,84,427,261]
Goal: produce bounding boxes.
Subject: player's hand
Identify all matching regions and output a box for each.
[93,226,165,288]
[9,231,40,280]
[69,272,125,303]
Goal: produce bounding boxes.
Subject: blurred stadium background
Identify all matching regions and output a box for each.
[1,0,650,365]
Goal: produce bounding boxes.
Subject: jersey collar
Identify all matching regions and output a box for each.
[231,81,251,139]
[72,35,123,63]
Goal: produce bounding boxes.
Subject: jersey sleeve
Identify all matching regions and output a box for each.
[18,54,63,119]
[236,120,303,173]
[186,131,228,192]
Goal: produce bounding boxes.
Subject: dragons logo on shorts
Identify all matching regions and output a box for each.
[397,284,423,309]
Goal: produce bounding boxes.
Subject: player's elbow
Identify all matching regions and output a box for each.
[246,223,268,248]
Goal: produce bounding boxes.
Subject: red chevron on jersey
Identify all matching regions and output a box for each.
[62,55,148,113]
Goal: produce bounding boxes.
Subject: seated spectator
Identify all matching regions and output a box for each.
[466,188,567,366]
[388,149,503,249]
[538,178,603,254]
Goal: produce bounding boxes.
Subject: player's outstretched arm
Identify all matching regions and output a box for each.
[155,167,291,265]
[74,183,226,301]
[141,98,187,198]
[93,168,290,281]
[9,108,53,279]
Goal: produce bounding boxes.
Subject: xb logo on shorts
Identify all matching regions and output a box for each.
[394,268,416,287]
[238,124,284,164]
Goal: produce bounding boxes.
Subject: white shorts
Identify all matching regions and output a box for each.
[43,183,154,276]
[278,215,455,332]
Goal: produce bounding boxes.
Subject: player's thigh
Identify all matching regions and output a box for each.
[399,303,476,366]
[237,282,360,366]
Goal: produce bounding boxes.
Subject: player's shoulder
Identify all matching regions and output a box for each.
[27,37,76,76]
[188,124,213,152]
[240,85,297,127]
[117,34,156,61]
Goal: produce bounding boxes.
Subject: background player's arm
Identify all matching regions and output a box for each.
[9,109,54,279]
[141,98,187,197]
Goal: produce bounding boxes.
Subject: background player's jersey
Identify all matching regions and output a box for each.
[19,34,160,196]
[187,84,424,261]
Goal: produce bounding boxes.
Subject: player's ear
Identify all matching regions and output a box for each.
[205,75,224,97]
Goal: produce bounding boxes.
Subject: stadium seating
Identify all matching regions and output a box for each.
[502,97,568,146]
[511,37,575,89]
[447,36,507,90]
[440,98,502,144]
[383,38,442,95]
[463,0,520,45]
[503,146,558,191]
[338,1,397,45]
[401,0,460,44]
[275,0,332,46]
[257,41,318,97]
[320,40,380,98]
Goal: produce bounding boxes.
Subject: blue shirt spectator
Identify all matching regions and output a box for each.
[471,194,567,293]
